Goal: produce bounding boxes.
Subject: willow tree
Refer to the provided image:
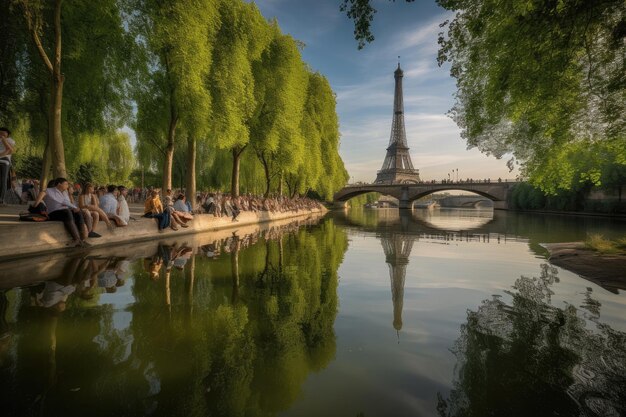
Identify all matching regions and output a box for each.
[129,0,218,192]
[249,26,309,197]
[209,0,271,197]
[286,71,347,199]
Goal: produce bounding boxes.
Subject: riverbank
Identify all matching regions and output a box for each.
[511,208,626,219]
[0,204,326,261]
[0,213,323,289]
[544,242,626,293]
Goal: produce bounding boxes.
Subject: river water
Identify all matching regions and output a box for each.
[1,208,625,417]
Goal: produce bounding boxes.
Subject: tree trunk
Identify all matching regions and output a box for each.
[278,171,283,196]
[285,177,293,198]
[259,151,271,197]
[231,145,246,197]
[185,136,196,210]
[162,114,177,192]
[50,72,66,178]
[40,141,52,187]
[50,0,66,178]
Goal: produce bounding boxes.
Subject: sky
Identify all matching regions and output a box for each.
[253,0,518,183]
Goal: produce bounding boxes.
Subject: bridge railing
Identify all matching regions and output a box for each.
[345,179,519,187]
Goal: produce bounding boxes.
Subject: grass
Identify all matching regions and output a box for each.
[584,234,626,254]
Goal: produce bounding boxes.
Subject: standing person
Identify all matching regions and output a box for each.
[0,127,16,206]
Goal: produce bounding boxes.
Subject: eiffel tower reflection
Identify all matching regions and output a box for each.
[380,232,416,342]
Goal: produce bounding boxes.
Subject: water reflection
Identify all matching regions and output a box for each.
[380,232,415,339]
[0,215,348,417]
[437,264,626,417]
[338,208,517,244]
[1,209,625,417]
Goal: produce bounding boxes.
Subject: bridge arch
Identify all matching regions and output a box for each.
[407,187,503,203]
[333,187,403,203]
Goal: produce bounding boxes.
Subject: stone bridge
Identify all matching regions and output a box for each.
[333,181,518,210]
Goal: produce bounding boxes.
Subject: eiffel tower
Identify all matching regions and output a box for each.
[380,232,416,340]
[375,62,420,185]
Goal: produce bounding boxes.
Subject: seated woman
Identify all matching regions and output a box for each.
[65,183,99,237]
[117,186,131,224]
[144,189,173,231]
[79,183,114,230]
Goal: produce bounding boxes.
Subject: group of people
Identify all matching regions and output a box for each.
[30,178,131,247]
[143,188,193,231]
[196,192,323,220]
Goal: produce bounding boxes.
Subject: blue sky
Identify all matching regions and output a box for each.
[254,0,517,182]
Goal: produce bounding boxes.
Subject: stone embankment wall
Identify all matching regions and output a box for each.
[0,208,326,261]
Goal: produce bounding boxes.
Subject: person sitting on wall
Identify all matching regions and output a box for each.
[79,183,114,230]
[117,186,131,224]
[32,177,91,247]
[144,189,173,231]
[162,194,189,228]
[99,185,127,226]
[173,193,194,221]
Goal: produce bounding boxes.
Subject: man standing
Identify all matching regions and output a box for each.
[0,127,16,205]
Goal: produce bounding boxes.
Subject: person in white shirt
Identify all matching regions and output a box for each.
[117,186,131,224]
[32,177,90,247]
[99,185,127,226]
[173,193,194,221]
[0,127,16,205]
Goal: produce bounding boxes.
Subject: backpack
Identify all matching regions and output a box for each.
[19,212,48,222]
[20,202,49,221]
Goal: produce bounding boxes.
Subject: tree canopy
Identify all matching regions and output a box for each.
[437,0,626,191]
[343,0,626,193]
[2,0,348,199]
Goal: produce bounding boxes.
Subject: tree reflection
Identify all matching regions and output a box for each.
[200,220,348,416]
[438,264,626,417]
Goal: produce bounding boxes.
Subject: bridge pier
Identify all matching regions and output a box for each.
[398,199,412,210]
[332,201,348,209]
[493,201,509,210]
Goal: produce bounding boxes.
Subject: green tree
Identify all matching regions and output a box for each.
[340,0,416,49]
[437,0,625,174]
[343,0,625,192]
[7,0,135,184]
[287,71,348,199]
[208,0,272,197]
[128,0,218,192]
[250,27,309,197]
[13,0,68,180]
